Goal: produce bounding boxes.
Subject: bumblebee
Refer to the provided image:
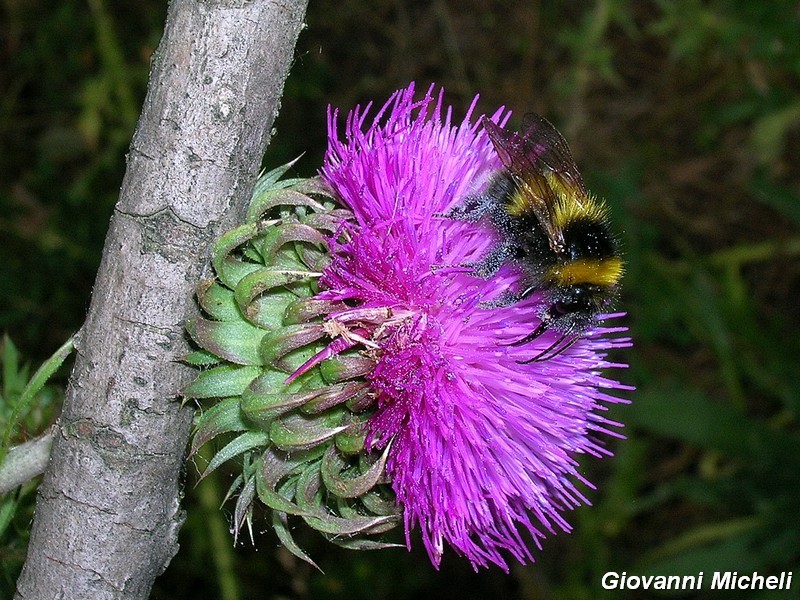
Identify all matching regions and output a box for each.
[449,114,623,362]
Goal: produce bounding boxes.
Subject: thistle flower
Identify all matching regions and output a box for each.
[186,83,631,573]
[315,83,632,569]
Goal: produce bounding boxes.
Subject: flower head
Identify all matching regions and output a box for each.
[318,83,632,570]
[187,83,631,574]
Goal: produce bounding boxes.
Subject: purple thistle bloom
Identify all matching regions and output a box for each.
[318,83,632,570]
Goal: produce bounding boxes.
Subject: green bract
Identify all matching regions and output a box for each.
[185,161,401,567]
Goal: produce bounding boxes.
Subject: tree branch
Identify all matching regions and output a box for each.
[15,1,308,597]
[0,431,54,494]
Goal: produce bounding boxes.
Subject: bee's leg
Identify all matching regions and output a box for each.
[505,320,549,346]
[429,214,511,275]
[439,192,493,222]
[517,334,580,363]
[513,318,581,363]
[463,241,514,278]
[479,289,521,309]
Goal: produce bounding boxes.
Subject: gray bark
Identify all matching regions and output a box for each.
[15,1,308,597]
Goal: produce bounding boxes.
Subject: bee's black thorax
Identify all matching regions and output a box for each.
[561,218,618,262]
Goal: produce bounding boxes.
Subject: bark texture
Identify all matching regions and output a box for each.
[15,1,308,597]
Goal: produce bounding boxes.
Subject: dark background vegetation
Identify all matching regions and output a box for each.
[2,1,799,598]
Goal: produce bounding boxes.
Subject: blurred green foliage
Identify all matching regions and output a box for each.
[0,337,67,596]
[0,0,166,358]
[2,0,799,598]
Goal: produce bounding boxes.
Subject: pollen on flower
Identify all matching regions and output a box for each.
[311,82,632,570]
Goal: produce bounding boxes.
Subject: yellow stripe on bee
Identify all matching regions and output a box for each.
[506,187,535,217]
[546,173,609,230]
[546,257,624,287]
[505,173,609,227]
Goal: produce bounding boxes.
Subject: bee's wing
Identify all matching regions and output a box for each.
[483,114,587,252]
[519,113,588,194]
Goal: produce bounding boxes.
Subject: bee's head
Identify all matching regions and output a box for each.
[545,284,610,333]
